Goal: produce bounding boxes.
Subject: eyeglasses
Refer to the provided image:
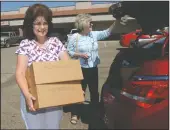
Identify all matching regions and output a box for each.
[33,22,48,27]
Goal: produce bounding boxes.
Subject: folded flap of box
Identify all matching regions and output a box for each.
[30,60,83,84]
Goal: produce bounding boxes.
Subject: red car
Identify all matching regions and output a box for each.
[100,35,169,129]
[120,30,165,47]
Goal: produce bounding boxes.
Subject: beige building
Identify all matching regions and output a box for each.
[1,2,140,37]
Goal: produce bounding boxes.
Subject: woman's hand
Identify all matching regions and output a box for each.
[79,53,89,59]
[72,52,89,59]
[109,15,131,34]
[120,15,130,25]
[114,15,130,26]
[24,93,36,112]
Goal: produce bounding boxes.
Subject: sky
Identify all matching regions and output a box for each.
[1,1,115,12]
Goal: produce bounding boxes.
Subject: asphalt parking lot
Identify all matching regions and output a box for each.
[1,41,121,129]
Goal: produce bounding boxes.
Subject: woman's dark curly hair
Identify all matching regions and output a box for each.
[23,4,53,40]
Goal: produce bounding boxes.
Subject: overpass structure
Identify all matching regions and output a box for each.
[1,2,140,35]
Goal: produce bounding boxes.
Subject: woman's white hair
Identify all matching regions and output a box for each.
[74,13,92,32]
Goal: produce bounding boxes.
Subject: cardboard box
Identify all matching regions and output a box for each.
[25,60,84,110]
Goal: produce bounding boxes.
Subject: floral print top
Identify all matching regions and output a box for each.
[15,37,66,66]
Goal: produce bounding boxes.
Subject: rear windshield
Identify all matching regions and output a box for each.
[143,37,166,49]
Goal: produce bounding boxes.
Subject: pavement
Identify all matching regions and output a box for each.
[1,41,122,129]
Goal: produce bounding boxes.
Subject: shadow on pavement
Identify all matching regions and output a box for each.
[63,102,107,129]
[1,74,16,88]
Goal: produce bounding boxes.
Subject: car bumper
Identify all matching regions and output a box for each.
[101,88,168,129]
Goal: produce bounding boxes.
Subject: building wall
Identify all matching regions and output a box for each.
[52,20,140,34]
[56,6,75,11]
[19,7,29,13]
[91,3,112,8]
[1,2,111,15]
[1,11,18,15]
[75,2,92,9]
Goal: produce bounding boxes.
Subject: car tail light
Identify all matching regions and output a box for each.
[121,75,168,108]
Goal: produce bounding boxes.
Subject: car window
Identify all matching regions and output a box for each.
[71,29,78,34]
[10,33,13,37]
[1,33,9,37]
[142,37,167,57]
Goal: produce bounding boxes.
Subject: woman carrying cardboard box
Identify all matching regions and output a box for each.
[15,4,70,129]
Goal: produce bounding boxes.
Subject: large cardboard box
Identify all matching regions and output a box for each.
[25,60,84,110]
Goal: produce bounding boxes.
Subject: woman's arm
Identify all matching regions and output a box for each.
[71,52,89,59]
[15,55,29,96]
[15,39,36,111]
[15,55,36,111]
[59,51,70,60]
[94,18,128,41]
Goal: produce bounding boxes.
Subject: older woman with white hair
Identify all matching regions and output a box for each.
[67,13,128,124]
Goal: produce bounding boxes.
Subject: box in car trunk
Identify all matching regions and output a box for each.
[25,60,84,110]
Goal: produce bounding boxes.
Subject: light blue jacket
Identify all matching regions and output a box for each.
[67,28,111,68]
